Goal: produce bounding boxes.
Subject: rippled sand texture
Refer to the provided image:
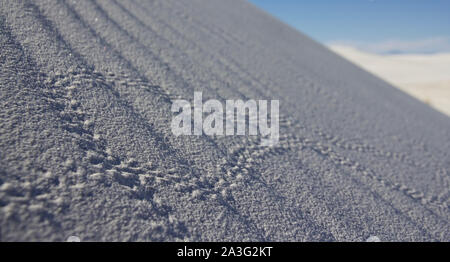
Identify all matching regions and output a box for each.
[0,0,449,241]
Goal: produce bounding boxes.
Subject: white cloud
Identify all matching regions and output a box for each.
[328,37,450,54]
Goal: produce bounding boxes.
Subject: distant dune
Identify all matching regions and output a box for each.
[1,0,449,241]
[329,45,450,116]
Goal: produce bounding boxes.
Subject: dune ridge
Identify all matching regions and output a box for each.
[0,0,449,241]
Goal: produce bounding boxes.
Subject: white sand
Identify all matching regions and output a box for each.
[1,0,449,241]
[329,45,450,116]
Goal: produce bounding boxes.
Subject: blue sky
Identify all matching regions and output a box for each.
[249,0,450,53]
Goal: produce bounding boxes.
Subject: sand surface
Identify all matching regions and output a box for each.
[0,0,449,241]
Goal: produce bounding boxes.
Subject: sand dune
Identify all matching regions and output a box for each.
[0,0,449,241]
[330,45,450,116]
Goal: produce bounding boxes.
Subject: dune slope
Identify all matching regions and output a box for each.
[0,0,449,241]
